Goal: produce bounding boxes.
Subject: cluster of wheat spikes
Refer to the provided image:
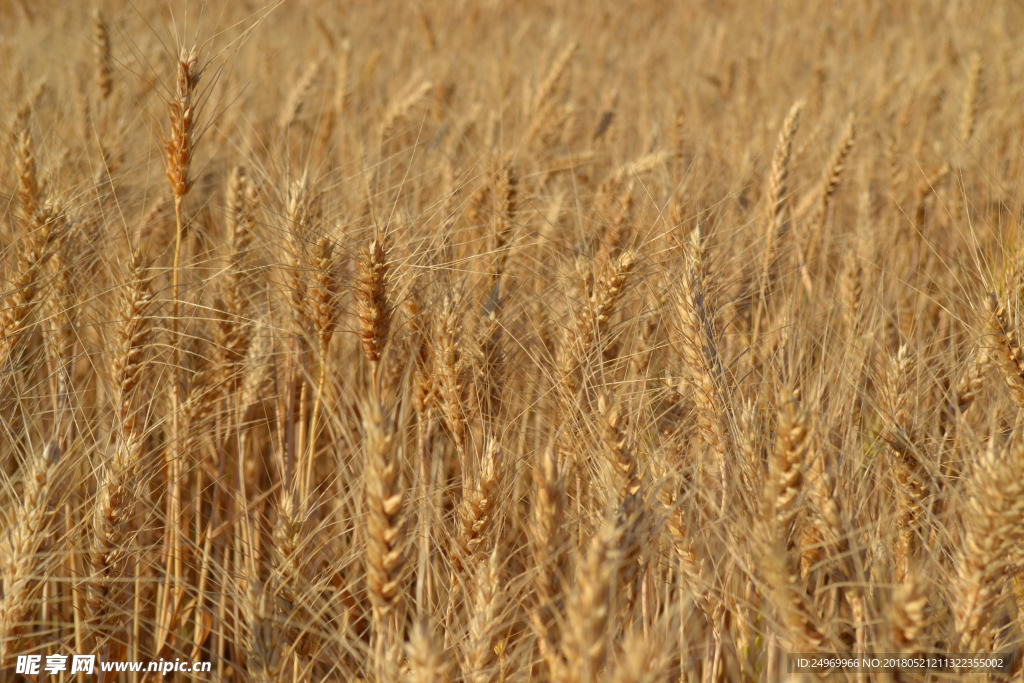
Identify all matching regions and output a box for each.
[3,1,1024,681]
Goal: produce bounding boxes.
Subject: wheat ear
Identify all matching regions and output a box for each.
[529,441,567,672]
[406,620,451,683]
[301,235,343,500]
[92,9,112,102]
[163,48,202,636]
[357,237,393,387]
[810,113,856,238]
[952,437,1024,651]
[557,249,637,406]
[960,52,982,144]
[88,249,153,661]
[676,226,731,513]
[561,500,645,683]
[0,443,59,663]
[462,546,504,683]
[363,398,407,650]
[760,101,804,297]
[984,293,1024,408]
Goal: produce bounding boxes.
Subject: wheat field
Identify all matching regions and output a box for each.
[2,0,1024,681]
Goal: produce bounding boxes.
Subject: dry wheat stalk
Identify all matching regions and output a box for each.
[534,42,579,114]
[455,436,503,571]
[380,79,434,140]
[164,47,201,200]
[15,124,42,224]
[163,48,203,629]
[215,165,257,395]
[757,389,831,654]
[598,395,640,502]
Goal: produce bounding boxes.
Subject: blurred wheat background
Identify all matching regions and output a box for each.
[2,0,1024,680]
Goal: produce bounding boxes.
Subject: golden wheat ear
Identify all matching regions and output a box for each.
[357,236,394,388]
[0,442,59,664]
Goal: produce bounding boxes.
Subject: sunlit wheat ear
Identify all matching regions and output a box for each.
[215,165,257,394]
[455,435,503,572]
[810,113,856,235]
[984,293,1024,408]
[462,546,504,683]
[363,398,407,639]
[883,344,927,581]
[437,290,468,458]
[757,389,828,653]
[597,395,640,502]
[489,161,518,290]
[475,285,504,425]
[526,41,578,143]
[0,443,58,663]
[949,436,1024,653]
[165,43,203,389]
[949,345,988,422]
[0,205,68,370]
[764,100,804,240]
[88,249,154,660]
[14,119,41,224]
[407,620,451,683]
[889,572,928,653]
[164,47,202,200]
[558,249,637,405]
[379,78,433,141]
[609,630,668,683]
[676,225,730,511]
[764,389,810,533]
[241,579,284,683]
[407,285,434,417]
[561,502,644,683]
[357,237,393,385]
[840,250,863,332]
[530,441,567,671]
[307,235,343,352]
